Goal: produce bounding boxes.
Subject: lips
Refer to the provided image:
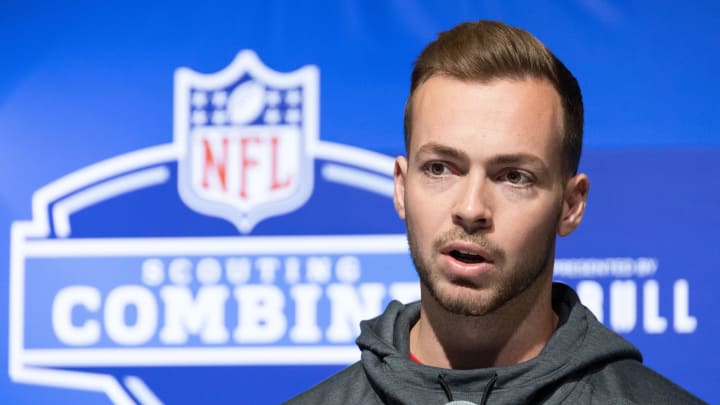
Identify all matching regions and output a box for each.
[449,249,487,264]
[439,242,495,278]
[441,242,493,264]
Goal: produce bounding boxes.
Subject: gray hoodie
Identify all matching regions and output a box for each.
[285,283,705,404]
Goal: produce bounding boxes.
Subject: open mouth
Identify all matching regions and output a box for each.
[449,250,487,264]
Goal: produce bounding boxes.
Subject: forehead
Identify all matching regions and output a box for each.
[410,76,564,165]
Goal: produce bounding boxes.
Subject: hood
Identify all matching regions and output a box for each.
[356,283,642,404]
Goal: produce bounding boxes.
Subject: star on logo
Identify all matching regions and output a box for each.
[192,91,208,108]
[285,89,301,106]
[266,90,281,107]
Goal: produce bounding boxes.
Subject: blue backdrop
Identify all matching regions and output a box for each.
[2,1,718,403]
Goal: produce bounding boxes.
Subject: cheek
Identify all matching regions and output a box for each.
[500,200,562,245]
[498,185,539,203]
[405,204,435,242]
[404,193,447,249]
[406,184,449,223]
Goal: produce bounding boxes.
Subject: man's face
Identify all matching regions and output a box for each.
[394,76,587,316]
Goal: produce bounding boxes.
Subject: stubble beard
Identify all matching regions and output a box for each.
[406,221,556,317]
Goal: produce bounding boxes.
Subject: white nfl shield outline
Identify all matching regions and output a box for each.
[174,51,319,233]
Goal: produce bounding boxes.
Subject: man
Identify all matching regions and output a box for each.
[286,20,705,404]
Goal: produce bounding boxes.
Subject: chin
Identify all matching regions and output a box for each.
[425,279,503,316]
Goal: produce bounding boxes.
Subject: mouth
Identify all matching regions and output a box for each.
[448,249,488,264]
[440,242,493,265]
[438,241,496,279]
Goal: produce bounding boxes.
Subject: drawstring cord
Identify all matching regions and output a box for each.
[479,373,498,405]
[438,373,454,401]
[437,372,498,405]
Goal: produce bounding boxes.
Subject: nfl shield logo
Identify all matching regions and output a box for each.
[174,51,319,233]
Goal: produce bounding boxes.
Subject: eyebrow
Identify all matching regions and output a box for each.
[415,142,468,161]
[488,153,547,169]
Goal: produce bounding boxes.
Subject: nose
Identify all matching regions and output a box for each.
[451,175,493,233]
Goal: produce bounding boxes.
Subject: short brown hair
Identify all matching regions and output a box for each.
[404,20,584,176]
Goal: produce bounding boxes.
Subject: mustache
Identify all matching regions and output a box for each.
[432,229,505,261]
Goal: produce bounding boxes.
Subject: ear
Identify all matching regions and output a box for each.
[557,173,589,236]
[393,156,408,220]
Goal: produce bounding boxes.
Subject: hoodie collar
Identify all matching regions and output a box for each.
[355,283,641,404]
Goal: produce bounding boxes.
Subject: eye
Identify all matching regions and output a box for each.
[425,162,450,176]
[501,169,533,185]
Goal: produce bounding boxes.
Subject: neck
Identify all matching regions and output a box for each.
[409,272,557,369]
